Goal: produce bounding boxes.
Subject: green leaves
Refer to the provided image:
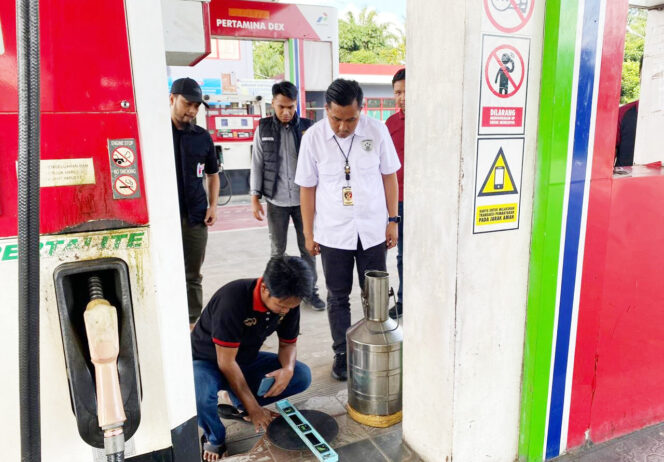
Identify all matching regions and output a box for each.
[621,8,646,104]
[339,7,405,65]
[253,41,285,80]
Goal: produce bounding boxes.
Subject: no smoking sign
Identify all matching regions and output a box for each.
[107,138,141,199]
[114,175,138,196]
[478,35,530,136]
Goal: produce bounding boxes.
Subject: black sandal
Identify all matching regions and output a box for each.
[217,403,250,422]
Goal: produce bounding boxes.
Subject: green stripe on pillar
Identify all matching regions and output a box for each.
[519,0,579,460]
[287,39,296,83]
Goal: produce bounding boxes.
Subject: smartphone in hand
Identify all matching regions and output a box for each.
[257,376,275,397]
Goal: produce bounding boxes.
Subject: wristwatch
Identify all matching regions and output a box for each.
[388,215,401,224]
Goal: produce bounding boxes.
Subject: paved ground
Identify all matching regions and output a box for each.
[553,422,664,462]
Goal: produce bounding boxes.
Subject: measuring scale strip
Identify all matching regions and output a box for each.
[275,399,339,462]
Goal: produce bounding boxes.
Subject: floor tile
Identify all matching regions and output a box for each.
[296,395,348,417]
[266,441,309,462]
[335,439,389,462]
[227,434,264,456]
[336,388,349,406]
[372,429,422,462]
[332,413,372,448]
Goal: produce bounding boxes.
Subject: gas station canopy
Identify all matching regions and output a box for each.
[629,1,664,8]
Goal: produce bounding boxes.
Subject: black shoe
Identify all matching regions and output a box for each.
[389,302,402,320]
[331,352,347,381]
[306,288,326,311]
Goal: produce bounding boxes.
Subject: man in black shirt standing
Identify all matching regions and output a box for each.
[191,257,313,461]
[170,78,220,327]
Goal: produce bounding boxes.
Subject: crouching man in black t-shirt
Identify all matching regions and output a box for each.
[191,257,314,461]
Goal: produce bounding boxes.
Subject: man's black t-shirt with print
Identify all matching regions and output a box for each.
[191,278,300,365]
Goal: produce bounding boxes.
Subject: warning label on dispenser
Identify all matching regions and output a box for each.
[39,158,96,187]
[474,137,524,234]
[108,139,141,200]
[114,175,138,196]
[111,146,136,168]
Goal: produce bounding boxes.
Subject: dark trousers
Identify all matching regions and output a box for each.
[320,239,387,354]
[266,202,318,288]
[193,353,311,446]
[397,201,404,304]
[181,218,208,323]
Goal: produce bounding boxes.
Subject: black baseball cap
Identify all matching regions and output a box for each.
[170,77,209,108]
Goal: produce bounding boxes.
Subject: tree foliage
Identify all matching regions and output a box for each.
[339,7,405,65]
[253,41,284,80]
[621,8,646,103]
[250,7,405,73]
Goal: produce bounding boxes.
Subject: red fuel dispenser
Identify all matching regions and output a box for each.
[0,1,209,460]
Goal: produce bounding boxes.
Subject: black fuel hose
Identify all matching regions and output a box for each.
[218,167,232,206]
[16,0,41,461]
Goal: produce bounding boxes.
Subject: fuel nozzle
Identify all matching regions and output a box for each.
[84,276,126,461]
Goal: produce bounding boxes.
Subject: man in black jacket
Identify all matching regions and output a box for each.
[170,78,220,327]
[250,81,325,310]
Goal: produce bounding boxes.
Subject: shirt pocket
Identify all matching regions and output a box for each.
[318,162,343,181]
[317,162,344,198]
[357,151,380,172]
[183,137,209,172]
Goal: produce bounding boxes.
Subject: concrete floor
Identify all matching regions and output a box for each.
[202,199,413,461]
[552,422,664,462]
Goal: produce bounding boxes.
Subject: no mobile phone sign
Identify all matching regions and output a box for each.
[478,35,530,136]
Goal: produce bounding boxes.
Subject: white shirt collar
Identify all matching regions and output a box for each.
[324,113,367,140]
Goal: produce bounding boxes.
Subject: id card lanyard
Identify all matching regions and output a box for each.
[333,135,355,206]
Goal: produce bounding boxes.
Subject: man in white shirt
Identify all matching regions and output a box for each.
[295,79,401,381]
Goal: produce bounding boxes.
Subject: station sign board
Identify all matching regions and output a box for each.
[209,0,336,42]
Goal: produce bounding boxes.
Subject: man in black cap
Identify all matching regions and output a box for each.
[170,77,220,327]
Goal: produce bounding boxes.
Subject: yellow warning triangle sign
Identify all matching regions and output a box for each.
[478,147,518,196]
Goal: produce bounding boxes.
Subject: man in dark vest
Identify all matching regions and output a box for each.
[250,81,325,310]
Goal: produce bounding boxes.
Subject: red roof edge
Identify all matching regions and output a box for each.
[339,63,403,76]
